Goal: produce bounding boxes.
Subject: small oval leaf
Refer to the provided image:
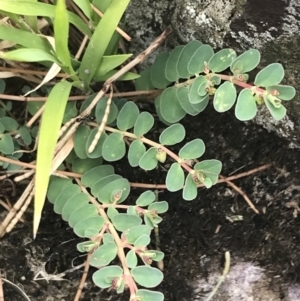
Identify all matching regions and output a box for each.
[235,89,257,121]
[90,242,118,267]
[131,266,163,288]
[139,147,158,171]
[159,123,186,145]
[117,101,140,131]
[254,63,284,87]
[111,214,142,232]
[208,49,237,72]
[151,52,171,89]
[166,163,184,192]
[213,82,237,112]
[133,112,154,137]
[179,138,205,160]
[102,132,126,162]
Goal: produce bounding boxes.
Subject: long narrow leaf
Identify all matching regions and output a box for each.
[24,0,38,32]
[54,0,74,74]
[73,0,92,19]
[34,80,73,238]
[0,25,52,52]
[0,48,60,64]
[78,0,131,86]
[0,0,91,36]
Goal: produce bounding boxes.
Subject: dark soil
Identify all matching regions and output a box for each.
[1,103,300,301]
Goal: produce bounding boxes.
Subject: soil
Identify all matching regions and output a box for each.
[1,103,300,301]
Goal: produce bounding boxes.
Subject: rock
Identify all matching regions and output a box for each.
[125,0,300,147]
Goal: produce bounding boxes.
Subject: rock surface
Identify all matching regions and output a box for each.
[125,0,300,147]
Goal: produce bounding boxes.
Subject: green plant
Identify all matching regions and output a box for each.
[0,0,296,300]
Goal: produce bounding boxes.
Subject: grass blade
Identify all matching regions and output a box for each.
[0,25,52,52]
[54,0,74,75]
[78,0,131,86]
[34,80,73,238]
[0,0,91,36]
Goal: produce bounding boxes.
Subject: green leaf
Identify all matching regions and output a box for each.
[0,134,14,154]
[92,265,123,289]
[159,123,185,145]
[136,191,156,207]
[230,49,260,74]
[81,165,115,188]
[86,130,107,159]
[136,289,164,301]
[53,184,81,212]
[18,126,32,145]
[213,81,237,112]
[135,68,155,91]
[54,0,74,74]
[159,87,186,123]
[107,206,119,220]
[93,70,140,82]
[126,249,138,268]
[131,266,163,288]
[144,250,165,262]
[102,132,126,161]
[103,233,114,244]
[69,204,98,228]
[208,48,237,72]
[235,89,257,121]
[0,117,18,131]
[0,0,91,36]
[0,49,59,64]
[134,234,151,247]
[74,125,91,159]
[194,159,222,185]
[95,97,118,125]
[34,80,73,236]
[166,163,184,192]
[97,177,130,204]
[148,201,168,214]
[189,76,207,104]
[122,225,152,244]
[78,0,131,86]
[117,101,140,131]
[77,241,98,253]
[177,40,202,79]
[188,44,214,75]
[154,95,172,126]
[72,157,103,174]
[47,176,73,203]
[183,173,198,201]
[264,95,287,121]
[61,193,89,221]
[254,63,284,87]
[179,138,205,160]
[73,216,105,238]
[266,85,296,101]
[165,45,184,82]
[150,52,172,89]
[176,86,199,116]
[91,174,121,196]
[190,94,209,113]
[90,242,117,267]
[139,147,158,171]
[0,25,52,53]
[128,140,146,167]
[72,0,92,19]
[133,112,154,136]
[111,214,142,232]
[94,54,132,77]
